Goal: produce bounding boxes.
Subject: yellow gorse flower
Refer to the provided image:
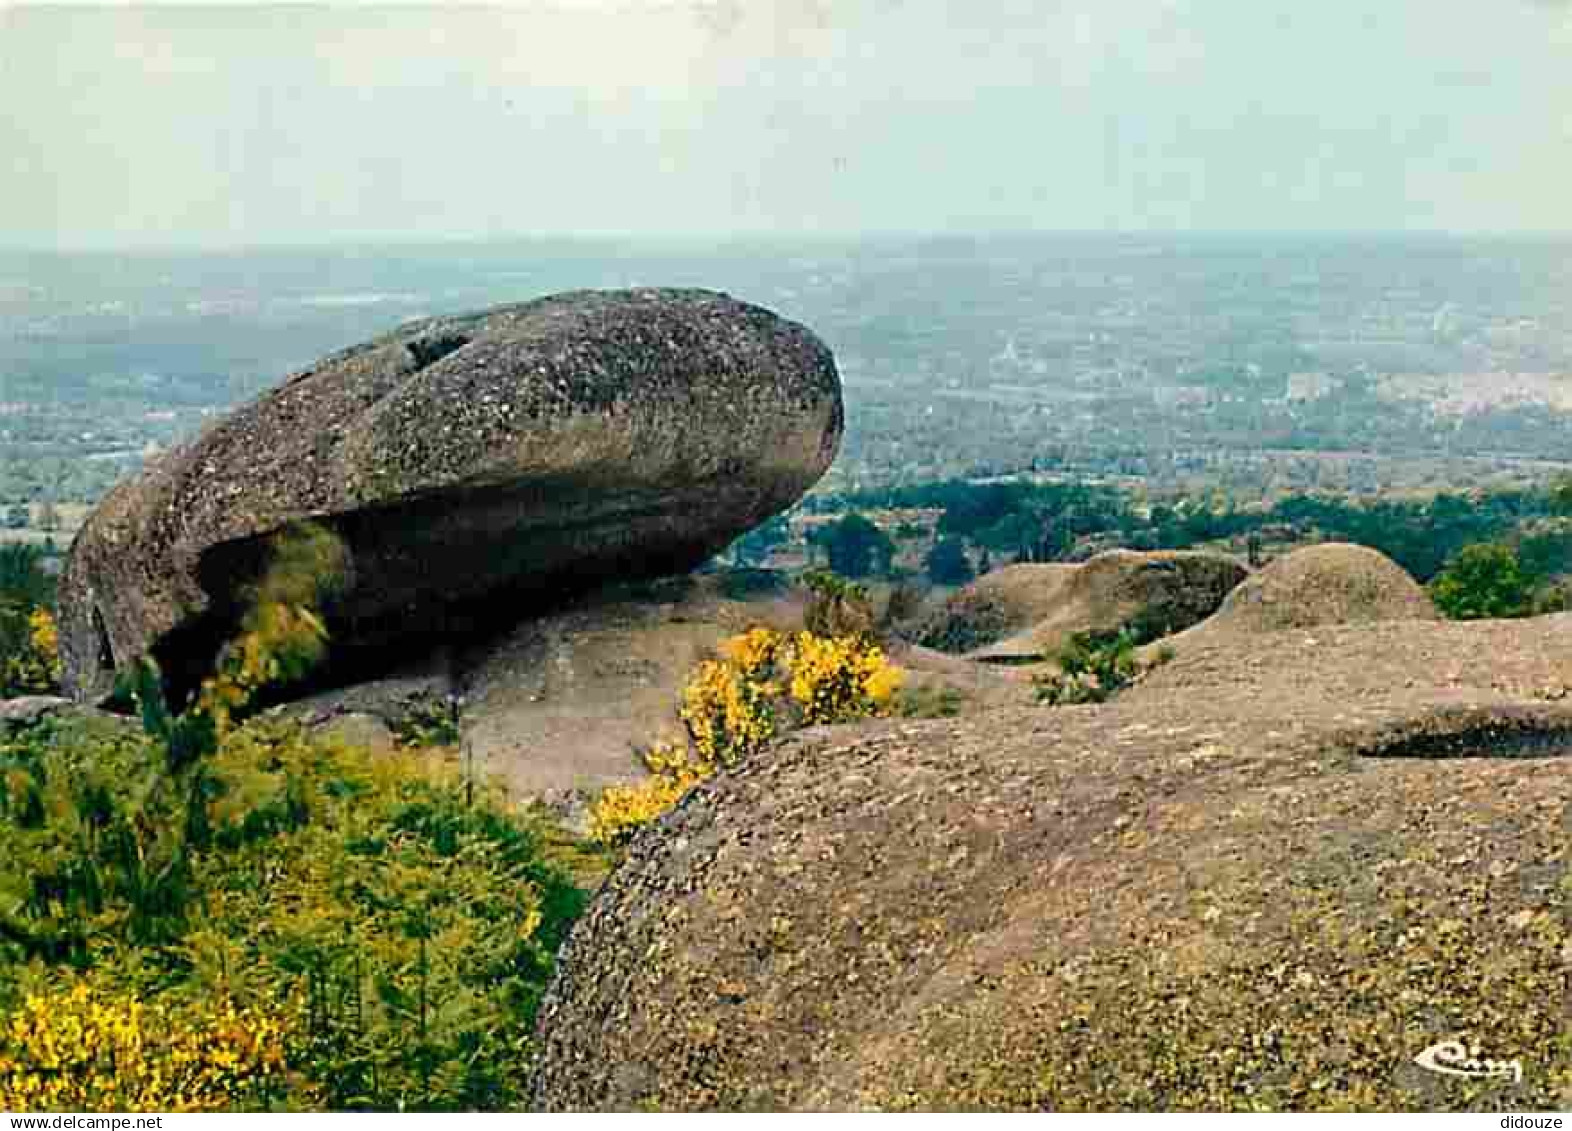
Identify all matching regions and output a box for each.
[785,630,902,723]
[680,658,778,767]
[588,740,713,846]
[589,626,903,845]
[26,608,60,682]
[0,984,303,1113]
[718,626,782,675]
[2,605,62,694]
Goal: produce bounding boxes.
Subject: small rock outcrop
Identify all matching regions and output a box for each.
[921,550,1246,662]
[59,289,843,702]
[0,695,132,738]
[1158,543,1438,657]
[907,563,1078,652]
[532,614,1572,1111]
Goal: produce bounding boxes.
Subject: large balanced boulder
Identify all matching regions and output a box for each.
[533,613,1572,1111]
[59,289,843,702]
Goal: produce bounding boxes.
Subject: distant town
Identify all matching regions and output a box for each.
[4,233,1571,555]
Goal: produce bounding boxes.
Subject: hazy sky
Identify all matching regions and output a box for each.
[3,1,1570,248]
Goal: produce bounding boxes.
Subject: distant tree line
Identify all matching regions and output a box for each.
[720,474,1572,628]
[809,477,1572,586]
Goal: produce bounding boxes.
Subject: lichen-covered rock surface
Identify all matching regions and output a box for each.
[58,289,842,702]
[533,614,1572,1111]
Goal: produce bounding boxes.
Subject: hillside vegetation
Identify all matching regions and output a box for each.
[0,526,603,1111]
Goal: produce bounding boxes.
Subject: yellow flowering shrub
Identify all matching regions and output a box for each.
[26,608,60,686]
[195,603,330,733]
[590,627,904,845]
[0,983,304,1112]
[0,605,60,696]
[588,742,711,847]
[787,631,902,724]
[680,658,779,766]
[718,626,782,675]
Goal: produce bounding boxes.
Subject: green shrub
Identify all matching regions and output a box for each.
[1530,576,1572,615]
[0,604,59,697]
[924,536,974,586]
[0,544,60,698]
[1034,628,1146,706]
[801,569,877,640]
[1429,543,1534,620]
[806,514,894,579]
[0,715,589,1111]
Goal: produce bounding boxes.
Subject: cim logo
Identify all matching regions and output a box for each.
[1413,1039,1523,1085]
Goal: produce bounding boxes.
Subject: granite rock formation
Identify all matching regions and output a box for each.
[59,289,842,703]
[1152,543,1438,662]
[911,550,1246,661]
[533,613,1572,1111]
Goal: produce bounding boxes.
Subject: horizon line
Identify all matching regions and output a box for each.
[6,226,1572,256]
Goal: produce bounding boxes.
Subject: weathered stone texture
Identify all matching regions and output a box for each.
[59,289,842,701]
